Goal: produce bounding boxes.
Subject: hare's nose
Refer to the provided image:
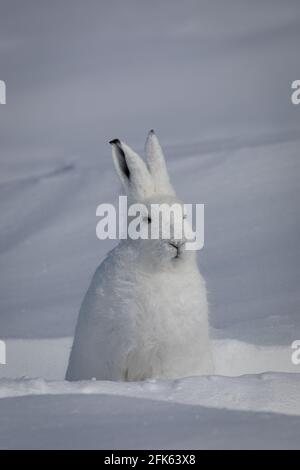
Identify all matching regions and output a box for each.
[169,240,185,249]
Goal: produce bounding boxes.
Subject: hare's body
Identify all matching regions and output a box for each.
[66,131,213,381]
[66,241,213,381]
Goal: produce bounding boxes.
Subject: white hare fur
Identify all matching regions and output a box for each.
[66,131,214,381]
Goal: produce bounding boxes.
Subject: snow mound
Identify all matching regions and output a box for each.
[1,387,300,449]
[0,372,300,417]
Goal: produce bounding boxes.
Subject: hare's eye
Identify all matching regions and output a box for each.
[147,216,152,224]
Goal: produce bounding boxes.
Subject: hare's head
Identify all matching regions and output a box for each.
[110,130,194,265]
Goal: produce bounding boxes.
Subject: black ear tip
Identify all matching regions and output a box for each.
[109,138,120,145]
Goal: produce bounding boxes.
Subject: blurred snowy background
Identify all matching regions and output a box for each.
[0,0,300,449]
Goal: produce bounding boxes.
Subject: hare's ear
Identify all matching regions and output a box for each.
[110,139,154,199]
[145,130,175,196]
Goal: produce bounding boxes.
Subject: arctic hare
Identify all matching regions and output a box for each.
[66,130,213,381]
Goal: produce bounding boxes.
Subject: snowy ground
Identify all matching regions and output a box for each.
[0,134,300,449]
[1,0,300,450]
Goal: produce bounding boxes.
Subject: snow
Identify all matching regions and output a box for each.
[1,393,300,450]
[0,335,300,449]
[1,127,300,450]
[1,0,300,450]
[1,372,300,417]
